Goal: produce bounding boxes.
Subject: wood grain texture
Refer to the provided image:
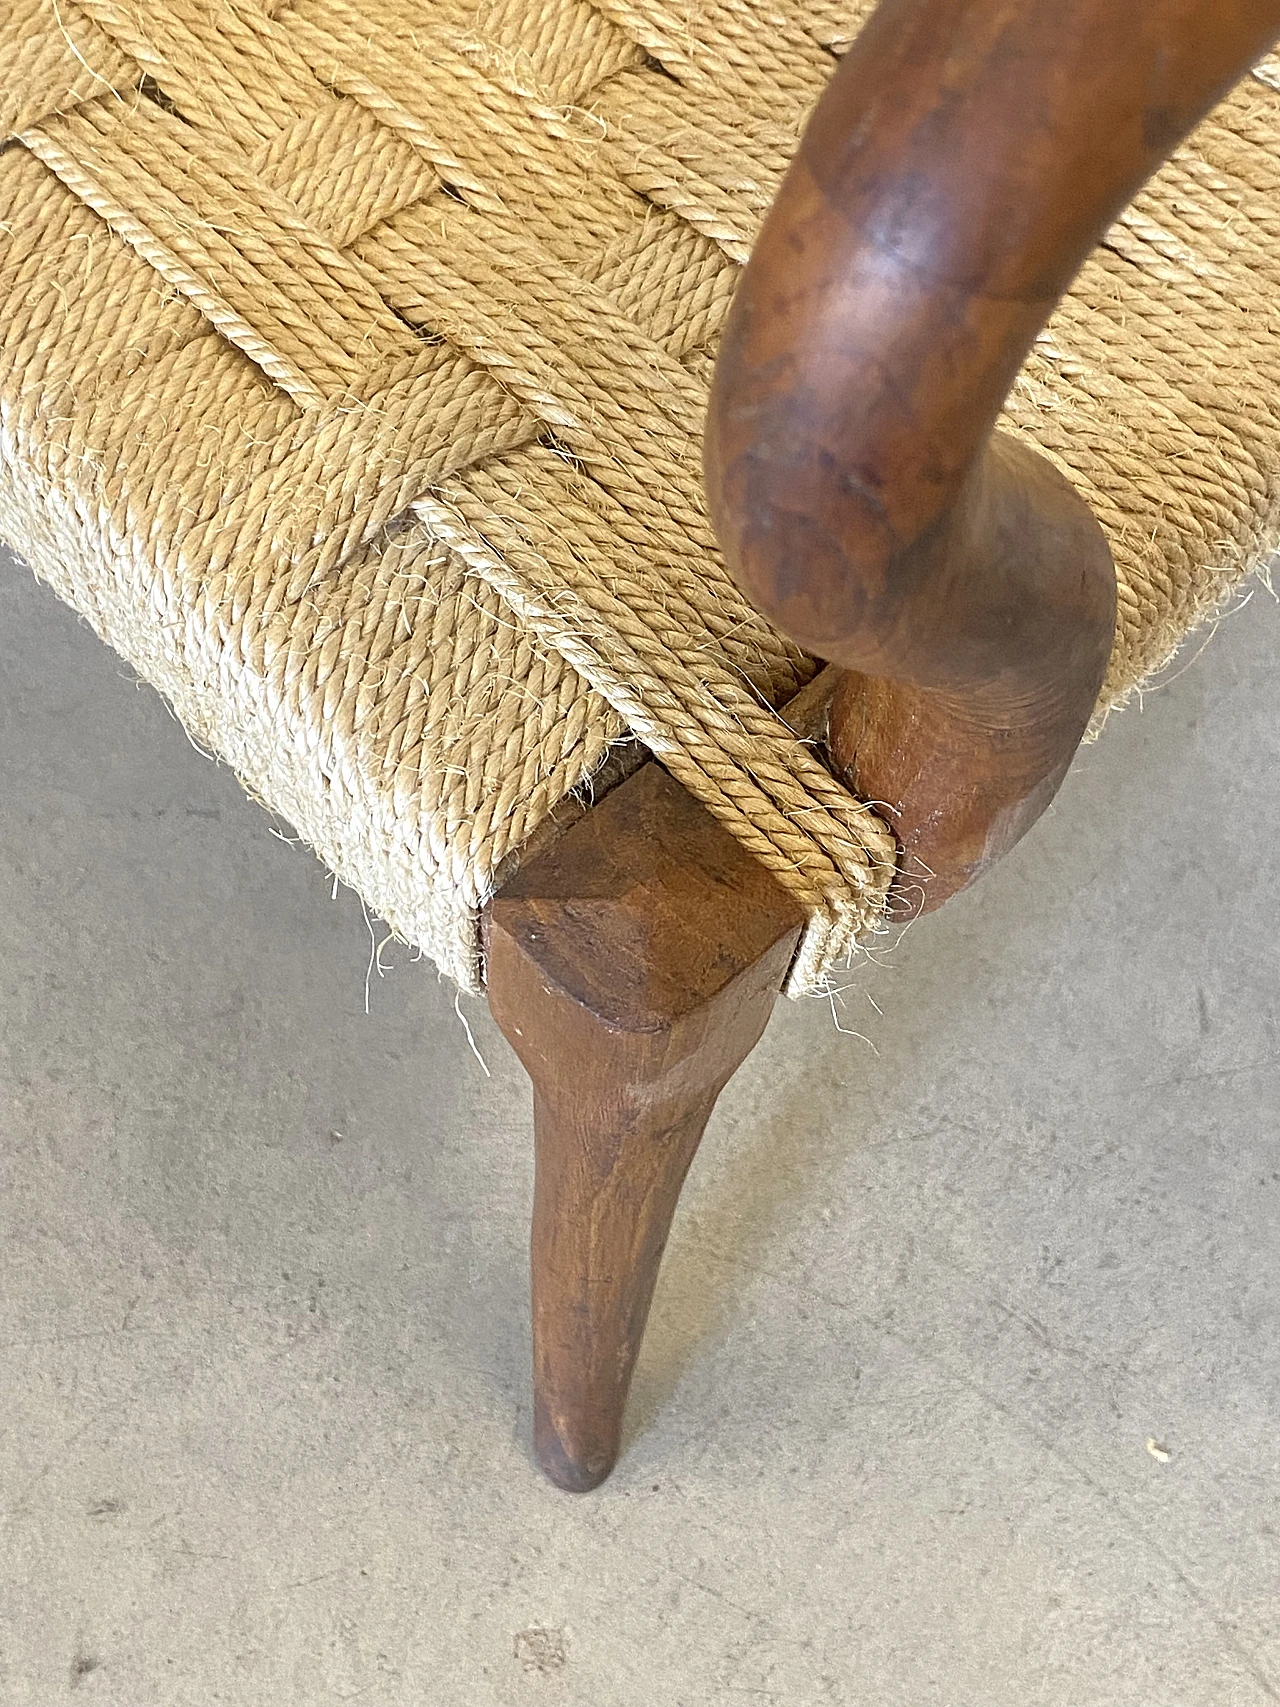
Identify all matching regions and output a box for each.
[706,0,1280,915]
[487,763,803,1490]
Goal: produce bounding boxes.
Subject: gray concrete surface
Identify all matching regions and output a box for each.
[1,543,1277,1707]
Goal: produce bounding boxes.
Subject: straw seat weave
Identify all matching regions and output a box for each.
[3,0,1279,992]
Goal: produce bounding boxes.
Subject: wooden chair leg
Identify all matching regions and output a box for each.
[487,763,803,1491]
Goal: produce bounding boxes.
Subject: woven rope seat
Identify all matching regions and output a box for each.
[4,0,1280,993]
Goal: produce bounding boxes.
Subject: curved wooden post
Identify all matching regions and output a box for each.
[488,763,803,1490]
[706,0,1280,913]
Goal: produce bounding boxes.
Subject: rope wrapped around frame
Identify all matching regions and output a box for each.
[2,0,1279,990]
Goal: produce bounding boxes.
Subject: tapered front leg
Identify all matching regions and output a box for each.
[487,763,803,1491]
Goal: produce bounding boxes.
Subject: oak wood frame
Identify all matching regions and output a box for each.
[489,0,1280,1489]
[707,0,1280,914]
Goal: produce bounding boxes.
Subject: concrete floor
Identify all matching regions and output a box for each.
[1,543,1278,1706]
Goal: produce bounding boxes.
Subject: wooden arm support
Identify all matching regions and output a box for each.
[706,0,1280,914]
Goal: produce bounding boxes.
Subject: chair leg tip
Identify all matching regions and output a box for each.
[535,1423,617,1492]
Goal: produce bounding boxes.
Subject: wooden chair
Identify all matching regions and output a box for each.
[4,0,1279,1491]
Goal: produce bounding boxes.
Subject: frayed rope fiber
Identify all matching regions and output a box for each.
[2,0,1278,991]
